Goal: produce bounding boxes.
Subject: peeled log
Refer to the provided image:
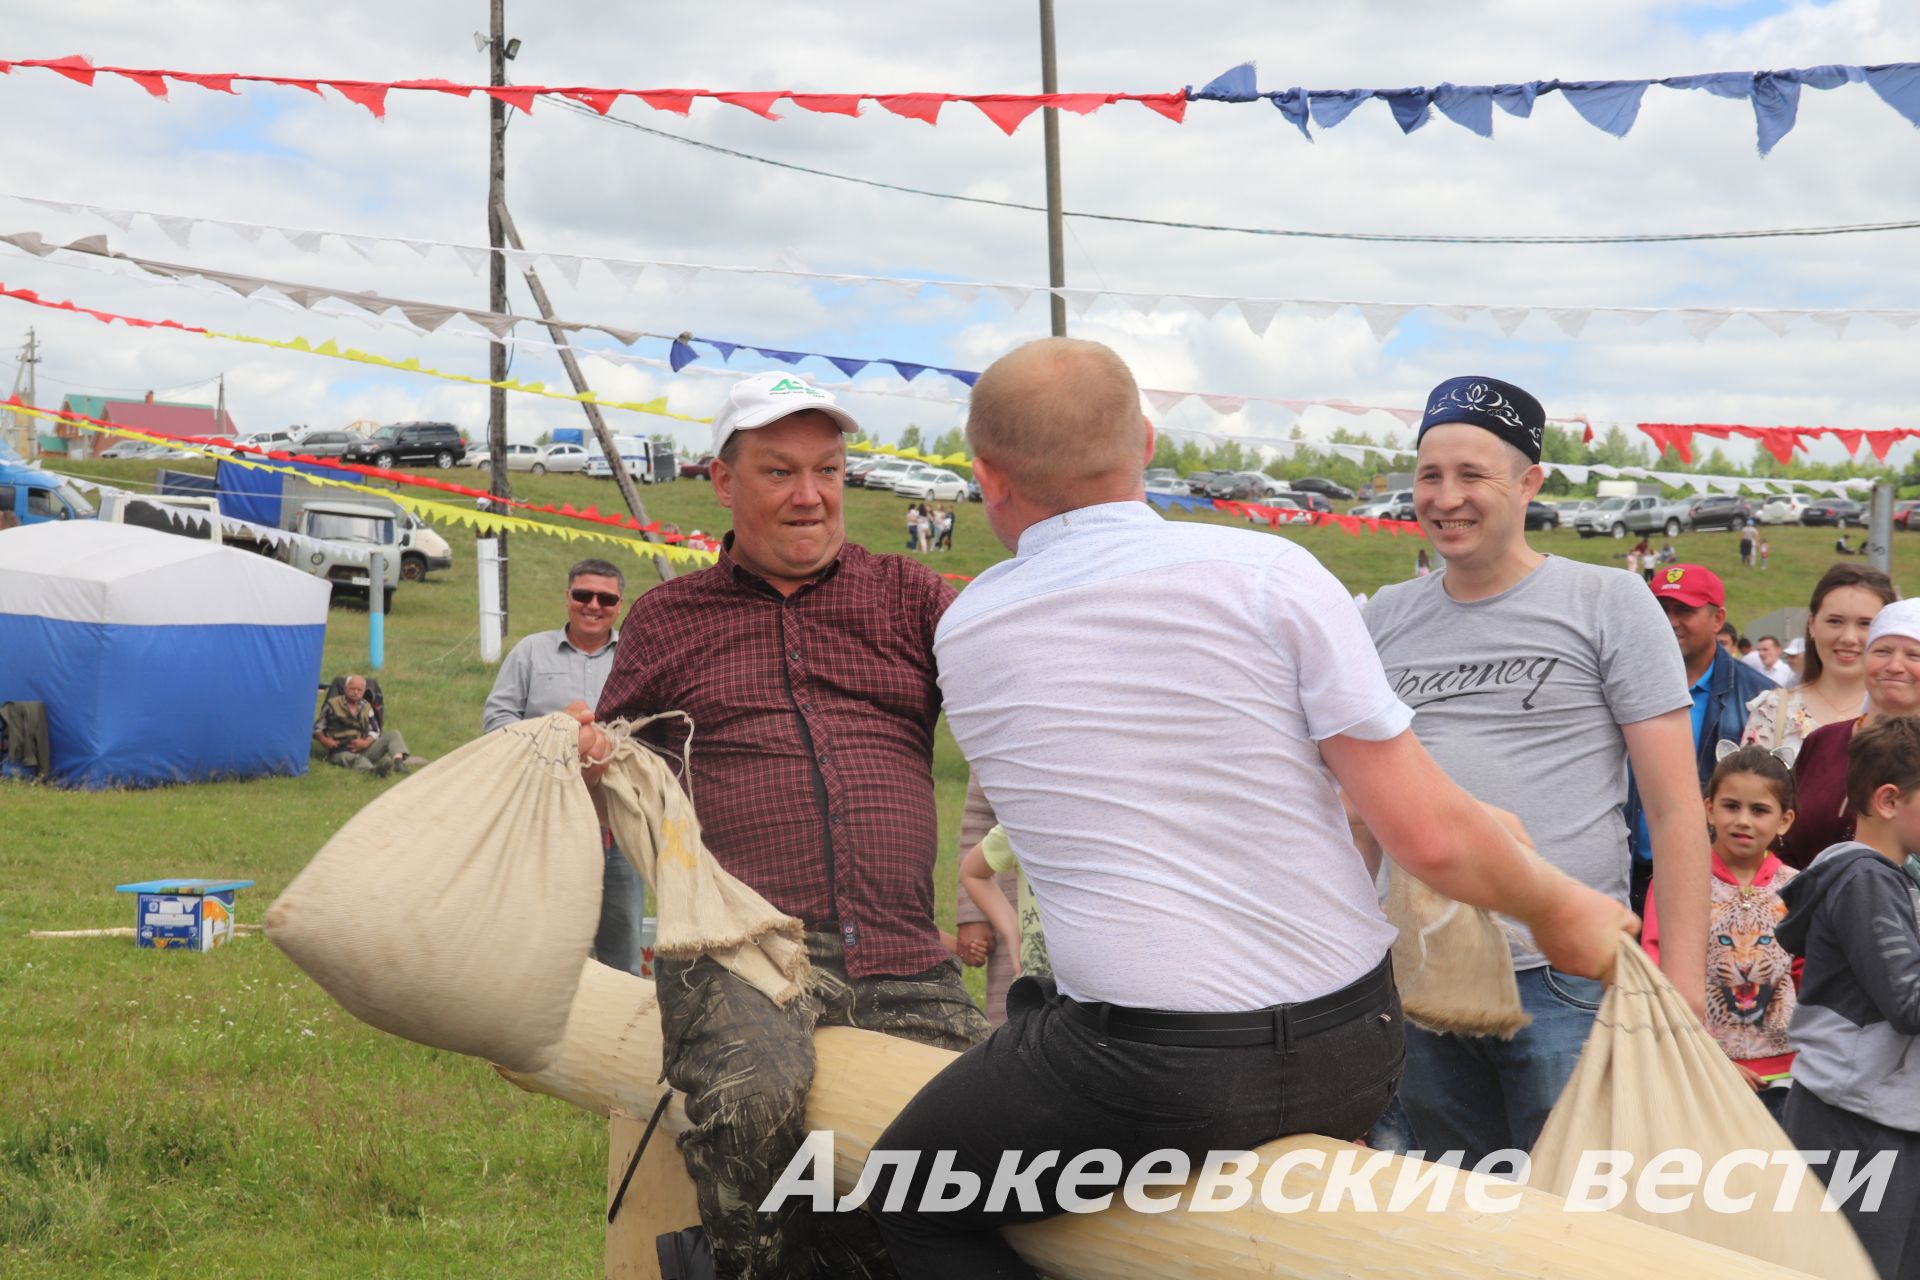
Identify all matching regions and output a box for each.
[501,961,1816,1280]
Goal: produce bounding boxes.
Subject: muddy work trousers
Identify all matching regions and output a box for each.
[655,931,989,1280]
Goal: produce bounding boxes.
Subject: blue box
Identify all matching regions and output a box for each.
[114,878,254,952]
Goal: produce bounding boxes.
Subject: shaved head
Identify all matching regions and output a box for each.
[966,338,1148,512]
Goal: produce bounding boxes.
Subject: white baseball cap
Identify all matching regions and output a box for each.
[710,372,859,459]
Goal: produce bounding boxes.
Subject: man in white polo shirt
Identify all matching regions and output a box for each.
[867,339,1634,1279]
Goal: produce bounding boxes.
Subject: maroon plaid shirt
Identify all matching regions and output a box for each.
[597,538,955,978]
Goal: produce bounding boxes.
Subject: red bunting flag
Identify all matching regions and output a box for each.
[1639,421,1918,466]
[0,56,1191,130]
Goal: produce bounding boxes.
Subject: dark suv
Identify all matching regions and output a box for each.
[1686,494,1753,532]
[342,422,467,470]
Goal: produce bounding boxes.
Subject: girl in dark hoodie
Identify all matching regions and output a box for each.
[1778,714,1920,1278]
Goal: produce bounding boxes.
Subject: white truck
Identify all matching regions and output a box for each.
[1573,493,1694,540]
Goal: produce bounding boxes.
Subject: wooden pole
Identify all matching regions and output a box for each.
[494,200,675,582]
[1038,0,1067,338]
[485,0,511,638]
[501,962,1817,1280]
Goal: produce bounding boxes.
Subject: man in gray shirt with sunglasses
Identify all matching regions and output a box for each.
[483,557,642,973]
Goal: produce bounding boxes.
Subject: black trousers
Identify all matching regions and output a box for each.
[869,966,1404,1279]
[1784,1084,1920,1279]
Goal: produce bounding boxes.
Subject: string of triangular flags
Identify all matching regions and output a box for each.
[0,55,1186,133]
[8,199,1920,345]
[6,54,1917,152]
[1639,421,1920,466]
[1190,60,1920,154]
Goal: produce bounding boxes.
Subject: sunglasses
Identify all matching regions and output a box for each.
[569,589,621,608]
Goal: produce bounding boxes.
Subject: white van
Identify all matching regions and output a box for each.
[586,435,668,482]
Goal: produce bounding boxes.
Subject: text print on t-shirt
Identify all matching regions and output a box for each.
[1388,656,1560,712]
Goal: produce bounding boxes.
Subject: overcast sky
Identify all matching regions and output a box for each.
[2,0,1917,468]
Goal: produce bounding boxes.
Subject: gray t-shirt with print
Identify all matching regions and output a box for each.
[1364,556,1689,969]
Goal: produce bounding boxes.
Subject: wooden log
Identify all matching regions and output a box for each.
[606,1110,701,1280]
[502,961,1816,1280]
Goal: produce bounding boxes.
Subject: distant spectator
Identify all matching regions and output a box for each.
[1739,636,1755,657]
[1414,548,1433,578]
[1740,518,1757,567]
[1742,635,1794,685]
[1835,535,1861,557]
[1717,621,1739,655]
[314,675,414,776]
[1757,535,1770,570]
[1783,636,1807,683]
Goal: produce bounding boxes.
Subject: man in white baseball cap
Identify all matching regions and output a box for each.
[581,369,989,1276]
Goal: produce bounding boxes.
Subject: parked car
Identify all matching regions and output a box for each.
[585,436,675,483]
[845,454,884,482]
[1289,476,1355,501]
[1293,491,1332,513]
[1895,499,1920,530]
[1144,473,1187,497]
[861,458,918,490]
[235,429,298,451]
[98,438,162,460]
[1573,494,1691,539]
[1802,498,1866,528]
[0,463,96,524]
[1205,471,1276,501]
[680,453,716,480]
[1353,489,1415,521]
[895,468,968,502]
[292,429,358,459]
[1184,469,1231,496]
[1685,494,1754,532]
[342,421,467,469]
[468,442,537,470]
[1144,467,1180,489]
[526,443,588,475]
[1757,494,1812,525]
[1524,500,1560,530]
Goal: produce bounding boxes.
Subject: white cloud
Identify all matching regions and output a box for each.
[0,0,1914,471]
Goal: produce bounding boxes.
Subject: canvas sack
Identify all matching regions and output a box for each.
[1383,861,1529,1038]
[266,712,602,1072]
[1529,939,1876,1280]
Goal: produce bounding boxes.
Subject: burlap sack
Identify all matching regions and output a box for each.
[266,713,602,1073]
[1384,861,1530,1038]
[598,718,806,1006]
[1530,939,1876,1280]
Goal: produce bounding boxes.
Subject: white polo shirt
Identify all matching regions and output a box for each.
[936,501,1408,1011]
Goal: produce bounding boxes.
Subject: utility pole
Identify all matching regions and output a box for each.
[8,327,37,456]
[214,371,227,434]
[495,201,676,583]
[486,0,511,637]
[1038,0,1067,338]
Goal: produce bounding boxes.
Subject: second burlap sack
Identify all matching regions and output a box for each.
[1529,938,1876,1280]
[1384,861,1530,1038]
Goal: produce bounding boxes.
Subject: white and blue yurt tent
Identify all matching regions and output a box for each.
[0,521,331,787]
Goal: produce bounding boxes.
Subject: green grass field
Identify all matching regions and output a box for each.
[5,459,1917,1276]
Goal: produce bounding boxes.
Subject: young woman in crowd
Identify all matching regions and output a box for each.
[1744,564,1895,753]
[1782,597,1920,869]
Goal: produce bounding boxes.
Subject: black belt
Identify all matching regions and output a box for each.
[1059,954,1393,1050]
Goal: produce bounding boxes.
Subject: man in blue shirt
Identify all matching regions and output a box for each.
[1626,563,1776,912]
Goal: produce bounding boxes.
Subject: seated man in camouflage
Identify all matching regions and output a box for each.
[313,675,415,776]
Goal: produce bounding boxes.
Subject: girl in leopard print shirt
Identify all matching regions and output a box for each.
[1644,744,1800,1119]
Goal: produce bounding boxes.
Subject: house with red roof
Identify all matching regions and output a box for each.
[50,391,238,457]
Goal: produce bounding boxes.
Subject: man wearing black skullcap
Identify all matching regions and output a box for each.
[1360,376,1710,1167]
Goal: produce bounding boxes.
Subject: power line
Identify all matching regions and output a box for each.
[550,95,1920,247]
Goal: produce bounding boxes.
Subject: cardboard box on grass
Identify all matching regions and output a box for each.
[115,878,255,952]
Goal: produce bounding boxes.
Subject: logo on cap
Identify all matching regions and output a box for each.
[766,377,824,397]
[1665,568,1685,585]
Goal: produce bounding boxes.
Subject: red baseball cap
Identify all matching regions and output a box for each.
[1649,563,1724,609]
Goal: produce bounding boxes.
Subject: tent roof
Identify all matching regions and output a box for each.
[0,520,329,627]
